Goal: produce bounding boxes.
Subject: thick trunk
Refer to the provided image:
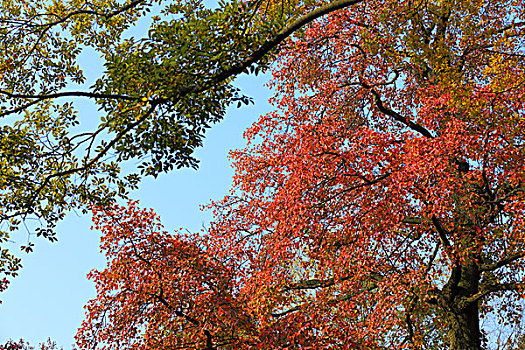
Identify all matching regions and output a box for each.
[444,301,481,350]
[441,261,482,350]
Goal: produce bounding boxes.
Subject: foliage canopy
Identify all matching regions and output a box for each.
[2,0,525,348]
[0,0,360,278]
[77,0,525,349]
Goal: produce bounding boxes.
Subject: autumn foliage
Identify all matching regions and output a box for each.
[77,0,525,349]
[0,0,360,280]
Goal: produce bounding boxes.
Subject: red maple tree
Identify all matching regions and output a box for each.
[77,0,525,349]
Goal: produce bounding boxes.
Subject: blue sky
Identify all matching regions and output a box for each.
[0,68,272,347]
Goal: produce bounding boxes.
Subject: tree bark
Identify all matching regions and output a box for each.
[440,260,482,350]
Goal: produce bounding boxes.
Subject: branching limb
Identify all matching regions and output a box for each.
[20,0,148,29]
[462,282,525,306]
[188,0,366,95]
[271,305,301,317]
[154,292,214,350]
[480,252,525,272]
[22,103,159,216]
[364,85,434,139]
[282,272,383,292]
[0,89,139,101]
[0,90,139,117]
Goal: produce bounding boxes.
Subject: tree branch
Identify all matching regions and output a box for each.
[0,90,139,101]
[0,90,139,117]
[154,292,214,350]
[22,102,159,216]
[462,282,525,306]
[24,0,147,29]
[402,216,423,224]
[271,305,301,317]
[4,0,369,226]
[187,0,366,95]
[480,252,525,272]
[364,86,434,139]
[283,273,382,292]
[431,215,461,295]
[431,215,453,250]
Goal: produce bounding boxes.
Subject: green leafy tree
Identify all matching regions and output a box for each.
[0,0,362,281]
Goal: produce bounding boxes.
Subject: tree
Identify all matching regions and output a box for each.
[0,339,62,350]
[77,0,525,349]
[0,0,362,282]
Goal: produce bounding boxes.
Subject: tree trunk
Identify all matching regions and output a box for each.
[441,260,482,350]
[444,301,481,350]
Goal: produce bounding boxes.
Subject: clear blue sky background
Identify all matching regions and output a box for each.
[0,35,272,347]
